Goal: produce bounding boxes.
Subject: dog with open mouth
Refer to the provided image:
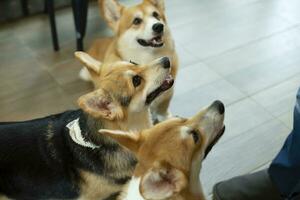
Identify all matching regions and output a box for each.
[99,100,225,200]
[0,52,174,200]
[81,0,178,123]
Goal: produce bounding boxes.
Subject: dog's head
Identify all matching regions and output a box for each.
[75,52,174,120]
[99,101,225,199]
[101,0,170,49]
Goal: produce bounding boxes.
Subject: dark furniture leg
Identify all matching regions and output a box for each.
[21,0,29,16]
[46,0,60,51]
[72,0,88,51]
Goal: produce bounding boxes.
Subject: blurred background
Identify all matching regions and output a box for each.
[0,0,300,198]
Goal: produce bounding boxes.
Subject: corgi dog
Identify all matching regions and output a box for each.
[0,52,174,200]
[100,100,225,200]
[81,0,178,123]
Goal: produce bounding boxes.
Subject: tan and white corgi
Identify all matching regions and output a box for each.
[76,51,174,132]
[100,100,226,200]
[81,0,178,122]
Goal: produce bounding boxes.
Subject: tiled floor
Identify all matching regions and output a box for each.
[1,0,300,198]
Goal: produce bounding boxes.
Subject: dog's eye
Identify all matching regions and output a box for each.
[132,75,142,87]
[152,11,160,19]
[133,17,142,25]
[189,130,200,143]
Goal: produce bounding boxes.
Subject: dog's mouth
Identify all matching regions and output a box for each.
[137,35,164,48]
[204,126,225,159]
[146,74,174,105]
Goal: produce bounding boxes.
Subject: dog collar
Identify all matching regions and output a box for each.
[67,118,99,149]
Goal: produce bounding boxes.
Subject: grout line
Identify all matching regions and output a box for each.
[197,24,300,62]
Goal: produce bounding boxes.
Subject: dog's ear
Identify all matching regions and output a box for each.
[100,0,123,31]
[98,129,142,153]
[75,51,102,75]
[144,0,165,11]
[78,89,123,120]
[140,162,187,199]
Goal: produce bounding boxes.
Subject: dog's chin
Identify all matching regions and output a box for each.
[145,75,174,105]
[137,35,164,48]
[204,126,225,159]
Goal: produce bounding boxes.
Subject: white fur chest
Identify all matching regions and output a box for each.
[119,44,168,64]
[122,177,145,200]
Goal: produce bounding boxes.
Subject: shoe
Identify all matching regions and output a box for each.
[213,169,282,200]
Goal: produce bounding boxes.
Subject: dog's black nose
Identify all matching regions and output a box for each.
[213,100,225,114]
[160,57,170,69]
[153,23,164,33]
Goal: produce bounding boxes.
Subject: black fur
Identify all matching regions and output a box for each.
[0,110,136,199]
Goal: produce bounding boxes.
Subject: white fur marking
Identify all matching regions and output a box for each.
[123,177,144,200]
[153,111,172,122]
[180,126,190,139]
[67,118,99,149]
[79,67,92,81]
[125,70,135,76]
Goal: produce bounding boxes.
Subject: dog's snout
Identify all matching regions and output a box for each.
[212,100,225,114]
[160,57,170,69]
[152,23,164,33]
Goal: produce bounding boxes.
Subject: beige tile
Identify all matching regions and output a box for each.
[220,98,273,143]
[174,61,221,97]
[203,27,300,76]
[176,44,199,68]
[251,74,299,117]
[0,36,35,67]
[0,86,74,122]
[173,1,294,59]
[225,48,300,95]
[48,58,83,86]
[278,110,294,130]
[170,79,245,117]
[271,0,300,24]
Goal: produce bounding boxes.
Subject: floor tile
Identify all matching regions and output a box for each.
[203,27,300,76]
[220,98,273,143]
[278,110,294,130]
[251,74,300,117]
[172,1,294,59]
[170,79,245,117]
[173,61,221,97]
[225,48,300,95]
[201,119,289,195]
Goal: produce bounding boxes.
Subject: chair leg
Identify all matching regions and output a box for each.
[46,0,59,51]
[72,0,88,51]
[21,0,29,16]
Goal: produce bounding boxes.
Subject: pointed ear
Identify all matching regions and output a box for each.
[140,163,187,199]
[100,0,123,31]
[78,89,123,120]
[75,51,102,75]
[98,129,141,153]
[144,0,165,11]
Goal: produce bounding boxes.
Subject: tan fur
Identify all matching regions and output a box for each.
[100,101,225,200]
[87,0,178,121]
[79,170,123,200]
